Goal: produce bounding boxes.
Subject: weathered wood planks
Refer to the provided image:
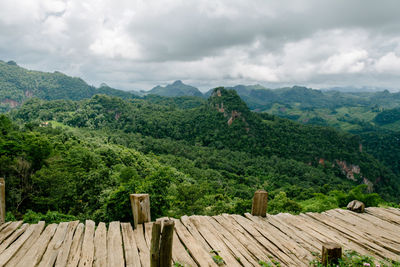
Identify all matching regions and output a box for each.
[93,222,107,267]
[121,222,141,267]
[0,207,398,267]
[107,221,124,267]
[78,220,95,267]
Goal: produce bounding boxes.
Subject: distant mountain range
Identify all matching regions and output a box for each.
[323,86,394,93]
[143,82,400,112]
[0,60,138,112]
[2,59,400,115]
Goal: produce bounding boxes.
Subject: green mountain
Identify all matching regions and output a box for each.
[0,60,137,112]
[11,88,400,198]
[146,80,203,97]
[1,63,399,223]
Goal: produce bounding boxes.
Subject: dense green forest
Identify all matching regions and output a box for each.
[1,87,398,223]
[1,62,400,224]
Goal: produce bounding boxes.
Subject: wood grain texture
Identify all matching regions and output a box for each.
[130,194,151,229]
[55,221,79,267]
[38,221,69,267]
[78,220,95,267]
[251,190,268,217]
[66,222,84,267]
[107,221,124,267]
[121,223,141,267]
[93,222,107,267]
[0,208,399,266]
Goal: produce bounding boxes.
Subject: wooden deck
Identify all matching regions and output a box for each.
[0,207,399,266]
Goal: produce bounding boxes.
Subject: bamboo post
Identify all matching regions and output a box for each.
[150,221,161,267]
[0,178,5,224]
[321,242,342,266]
[159,220,174,267]
[130,194,151,229]
[251,190,268,217]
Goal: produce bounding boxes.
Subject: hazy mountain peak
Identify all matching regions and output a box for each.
[147,80,203,97]
[172,80,183,85]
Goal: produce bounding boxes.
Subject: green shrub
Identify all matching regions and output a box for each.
[268,192,302,214]
[23,210,78,224]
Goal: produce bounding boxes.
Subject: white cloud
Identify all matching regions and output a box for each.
[1,0,400,90]
[375,52,400,74]
[321,50,368,74]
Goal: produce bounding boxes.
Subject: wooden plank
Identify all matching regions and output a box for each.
[15,223,58,267]
[107,221,124,267]
[329,209,400,240]
[245,214,310,265]
[281,213,339,245]
[294,213,378,259]
[0,223,28,254]
[217,215,273,265]
[66,222,85,267]
[386,207,400,217]
[144,221,153,249]
[266,214,320,253]
[55,221,79,267]
[93,222,107,267]
[133,224,150,267]
[38,222,69,266]
[366,207,400,226]
[78,220,95,267]
[189,215,241,266]
[121,223,141,267]
[205,216,258,266]
[300,212,379,255]
[0,222,43,266]
[0,221,23,244]
[232,214,296,266]
[0,222,11,233]
[324,209,400,255]
[171,225,198,267]
[180,215,213,252]
[306,211,399,261]
[359,211,400,236]
[173,218,217,267]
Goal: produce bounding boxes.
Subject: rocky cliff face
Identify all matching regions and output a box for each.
[317,158,374,191]
[1,99,19,108]
[335,160,373,192]
[211,88,250,131]
[335,160,361,181]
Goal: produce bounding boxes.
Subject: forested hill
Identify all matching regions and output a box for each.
[10,88,400,201]
[0,60,137,112]
[2,85,399,223]
[144,80,204,97]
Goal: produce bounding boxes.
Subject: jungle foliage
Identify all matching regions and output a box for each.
[1,87,399,223]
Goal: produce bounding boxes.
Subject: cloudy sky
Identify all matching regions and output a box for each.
[1,0,400,91]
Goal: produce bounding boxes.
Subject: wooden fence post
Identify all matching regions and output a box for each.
[321,242,342,266]
[0,178,5,224]
[150,221,161,267]
[251,190,268,217]
[159,220,174,267]
[130,194,151,229]
[149,220,174,267]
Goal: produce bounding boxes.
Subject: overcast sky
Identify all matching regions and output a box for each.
[1,0,400,91]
